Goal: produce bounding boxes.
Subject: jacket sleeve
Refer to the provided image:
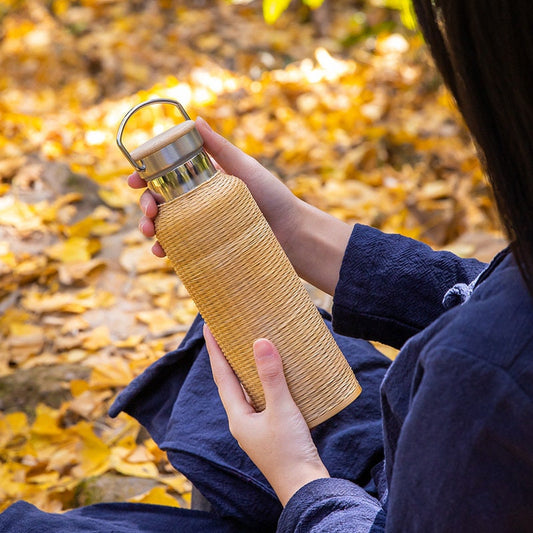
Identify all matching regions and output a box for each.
[332,224,485,348]
[277,348,533,533]
[385,347,533,532]
[277,478,385,533]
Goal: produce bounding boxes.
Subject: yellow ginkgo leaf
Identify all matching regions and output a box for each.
[70,379,90,397]
[70,422,111,479]
[6,412,29,437]
[81,325,111,351]
[88,356,134,389]
[158,474,192,495]
[128,486,180,508]
[45,237,92,263]
[135,309,177,336]
[31,404,63,438]
[110,446,159,479]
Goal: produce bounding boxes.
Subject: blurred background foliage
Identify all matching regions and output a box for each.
[258,0,416,29]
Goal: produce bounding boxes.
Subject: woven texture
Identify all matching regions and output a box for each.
[155,172,361,427]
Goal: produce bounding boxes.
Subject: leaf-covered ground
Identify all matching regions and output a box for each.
[0,0,505,513]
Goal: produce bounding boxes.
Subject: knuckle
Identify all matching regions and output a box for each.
[213,137,235,164]
[259,363,283,387]
[227,421,242,441]
[140,189,150,201]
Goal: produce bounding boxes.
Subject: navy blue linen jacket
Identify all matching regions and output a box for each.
[278,224,533,532]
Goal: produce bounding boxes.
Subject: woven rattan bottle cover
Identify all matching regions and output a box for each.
[117,99,361,428]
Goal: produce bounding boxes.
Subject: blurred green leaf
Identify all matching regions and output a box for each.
[302,0,325,9]
[261,0,324,24]
[383,0,417,30]
[263,0,291,24]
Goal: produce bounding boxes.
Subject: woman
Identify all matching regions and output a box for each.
[2,0,532,531]
[130,0,533,529]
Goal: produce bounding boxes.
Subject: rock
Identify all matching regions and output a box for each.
[0,364,91,419]
[12,155,103,221]
[72,473,190,509]
[72,473,160,507]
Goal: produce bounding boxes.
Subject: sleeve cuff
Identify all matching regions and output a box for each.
[277,478,383,533]
[331,224,485,348]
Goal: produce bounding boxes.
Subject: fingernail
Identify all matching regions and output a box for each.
[254,339,274,360]
[139,197,147,215]
[196,116,212,132]
[139,220,145,233]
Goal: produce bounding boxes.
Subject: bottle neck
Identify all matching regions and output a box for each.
[146,150,218,201]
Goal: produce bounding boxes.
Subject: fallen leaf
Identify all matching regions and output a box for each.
[58,258,106,285]
[119,242,171,274]
[110,446,159,478]
[128,486,180,507]
[135,309,177,336]
[88,356,134,389]
[81,325,111,351]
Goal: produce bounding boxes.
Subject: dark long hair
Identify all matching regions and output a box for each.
[412,0,533,295]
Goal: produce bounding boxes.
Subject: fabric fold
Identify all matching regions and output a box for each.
[110,311,390,528]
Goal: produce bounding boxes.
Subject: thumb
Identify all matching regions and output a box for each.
[253,338,293,409]
[195,117,267,181]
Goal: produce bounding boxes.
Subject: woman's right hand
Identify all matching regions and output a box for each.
[129,117,352,295]
[128,117,303,260]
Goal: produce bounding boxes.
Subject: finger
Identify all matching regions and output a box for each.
[140,190,159,218]
[253,339,294,410]
[204,324,254,417]
[195,117,269,183]
[139,215,155,237]
[151,242,166,257]
[150,190,165,204]
[127,172,147,189]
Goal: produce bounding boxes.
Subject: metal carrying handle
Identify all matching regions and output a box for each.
[116,98,191,172]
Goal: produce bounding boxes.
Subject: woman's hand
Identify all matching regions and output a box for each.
[203,324,330,507]
[128,117,302,259]
[128,118,352,295]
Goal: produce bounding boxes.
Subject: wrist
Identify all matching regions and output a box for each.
[285,200,352,295]
[280,196,308,264]
[275,463,330,507]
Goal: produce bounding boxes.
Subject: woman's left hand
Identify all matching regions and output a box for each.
[204,325,330,507]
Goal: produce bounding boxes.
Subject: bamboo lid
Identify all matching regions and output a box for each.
[131,120,197,161]
[130,120,205,181]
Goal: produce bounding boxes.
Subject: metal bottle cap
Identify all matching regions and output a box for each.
[117,98,217,201]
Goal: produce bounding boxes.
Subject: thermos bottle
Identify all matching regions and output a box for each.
[117,98,361,428]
